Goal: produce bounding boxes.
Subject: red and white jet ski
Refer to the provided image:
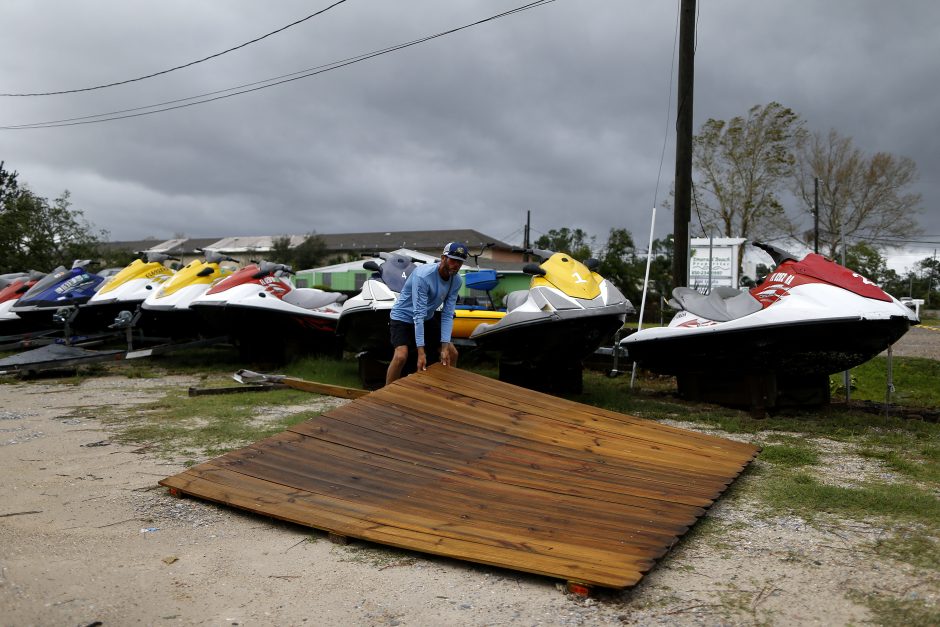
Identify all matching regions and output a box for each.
[621,242,918,378]
[190,261,346,359]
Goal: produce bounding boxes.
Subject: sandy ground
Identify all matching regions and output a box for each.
[1,331,938,626]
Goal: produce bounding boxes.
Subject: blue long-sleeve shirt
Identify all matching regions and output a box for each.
[390,263,462,347]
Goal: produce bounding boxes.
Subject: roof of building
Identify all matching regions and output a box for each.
[315,229,513,254]
[103,229,515,257]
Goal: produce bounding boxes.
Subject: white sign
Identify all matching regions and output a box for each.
[689,238,746,290]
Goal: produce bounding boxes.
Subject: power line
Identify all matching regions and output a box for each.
[1,0,556,130]
[1,0,349,97]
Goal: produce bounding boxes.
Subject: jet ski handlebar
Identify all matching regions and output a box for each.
[141,252,180,264]
[522,263,546,277]
[751,241,800,266]
[254,261,294,278]
[201,250,239,264]
[375,252,427,263]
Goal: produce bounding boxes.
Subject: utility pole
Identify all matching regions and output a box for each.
[523,210,531,262]
[673,0,696,289]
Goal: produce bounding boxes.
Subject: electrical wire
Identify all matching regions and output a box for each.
[651,0,680,209]
[1,0,349,97]
[1,0,556,130]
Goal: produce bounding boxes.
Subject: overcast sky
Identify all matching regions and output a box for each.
[2,1,937,269]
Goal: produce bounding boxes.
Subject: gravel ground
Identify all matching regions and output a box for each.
[1,341,938,625]
[882,325,940,359]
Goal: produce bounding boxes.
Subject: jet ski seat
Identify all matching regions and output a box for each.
[670,286,762,322]
[282,289,347,310]
[505,290,529,313]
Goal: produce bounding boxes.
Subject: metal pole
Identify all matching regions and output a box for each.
[707,234,713,294]
[631,207,658,389]
[884,345,894,419]
[841,221,850,403]
[813,177,819,254]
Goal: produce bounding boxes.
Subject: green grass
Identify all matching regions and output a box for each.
[850,591,940,627]
[761,472,940,529]
[833,355,940,407]
[857,446,940,484]
[100,385,334,460]
[870,528,940,572]
[756,443,820,467]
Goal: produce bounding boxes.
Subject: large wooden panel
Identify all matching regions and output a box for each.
[160,364,759,589]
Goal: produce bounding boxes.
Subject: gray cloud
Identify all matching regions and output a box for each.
[2,0,937,265]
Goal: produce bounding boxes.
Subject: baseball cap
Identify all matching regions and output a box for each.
[442,242,468,262]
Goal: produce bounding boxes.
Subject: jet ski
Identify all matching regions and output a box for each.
[621,241,918,380]
[0,271,46,337]
[140,250,237,338]
[190,261,346,360]
[78,252,179,332]
[469,248,633,390]
[10,260,114,332]
[336,252,425,354]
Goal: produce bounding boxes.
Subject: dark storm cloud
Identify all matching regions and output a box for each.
[2,0,937,263]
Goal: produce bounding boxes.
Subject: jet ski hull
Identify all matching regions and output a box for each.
[471,307,626,363]
[192,301,341,359]
[624,315,912,377]
[336,307,392,354]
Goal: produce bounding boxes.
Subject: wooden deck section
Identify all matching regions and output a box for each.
[160,364,759,589]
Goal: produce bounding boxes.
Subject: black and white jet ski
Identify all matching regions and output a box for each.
[336,252,424,354]
[78,252,178,332]
[621,242,919,378]
[470,248,633,389]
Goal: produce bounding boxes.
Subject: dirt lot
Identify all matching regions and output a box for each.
[1,331,938,625]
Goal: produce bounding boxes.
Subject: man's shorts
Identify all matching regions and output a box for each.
[389,313,442,365]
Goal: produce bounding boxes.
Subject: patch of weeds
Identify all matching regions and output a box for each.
[101,387,332,458]
[668,515,732,555]
[870,528,940,571]
[858,447,940,484]
[843,356,940,407]
[334,543,417,569]
[758,443,820,467]
[286,355,362,389]
[760,471,940,528]
[849,589,940,627]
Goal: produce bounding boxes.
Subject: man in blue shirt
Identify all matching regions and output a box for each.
[385,242,468,385]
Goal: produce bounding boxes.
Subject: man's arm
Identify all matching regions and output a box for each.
[439,276,462,367]
[411,272,429,348]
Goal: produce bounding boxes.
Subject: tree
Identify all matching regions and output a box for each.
[534,227,594,260]
[0,161,21,205]
[792,129,923,258]
[267,233,327,271]
[692,102,805,242]
[844,241,890,284]
[916,255,940,306]
[598,228,641,303]
[598,230,675,323]
[270,235,295,264]
[1,185,107,273]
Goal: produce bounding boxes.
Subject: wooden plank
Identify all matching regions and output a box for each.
[287,412,719,513]
[321,395,744,493]
[279,376,369,400]
[160,364,759,590]
[222,436,694,545]
[161,465,647,588]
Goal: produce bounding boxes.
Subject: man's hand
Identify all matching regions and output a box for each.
[441,342,459,367]
[416,346,427,371]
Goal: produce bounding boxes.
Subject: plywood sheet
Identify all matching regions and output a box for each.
[160,364,758,589]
